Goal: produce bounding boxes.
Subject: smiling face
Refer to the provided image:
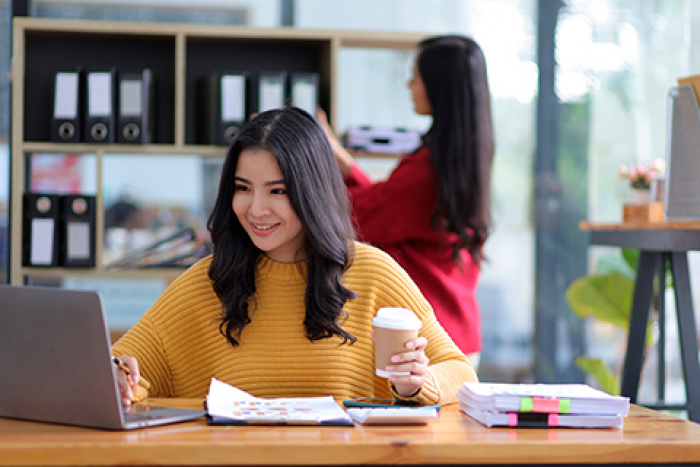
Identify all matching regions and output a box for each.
[232,148,307,263]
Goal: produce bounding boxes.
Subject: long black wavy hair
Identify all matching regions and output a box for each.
[207,107,357,347]
[417,35,494,265]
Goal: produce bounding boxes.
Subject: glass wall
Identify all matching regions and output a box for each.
[556,0,700,405]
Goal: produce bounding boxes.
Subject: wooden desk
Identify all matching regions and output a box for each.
[580,221,700,422]
[0,399,699,466]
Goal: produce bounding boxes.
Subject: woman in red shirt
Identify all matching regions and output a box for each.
[320,35,494,367]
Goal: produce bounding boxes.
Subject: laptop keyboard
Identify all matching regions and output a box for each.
[124,404,168,420]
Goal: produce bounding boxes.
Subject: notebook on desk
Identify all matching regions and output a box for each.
[0,285,206,430]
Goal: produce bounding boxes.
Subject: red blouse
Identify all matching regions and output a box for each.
[344,145,482,354]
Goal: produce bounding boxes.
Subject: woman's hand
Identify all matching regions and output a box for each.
[114,355,142,406]
[316,108,356,177]
[386,336,430,397]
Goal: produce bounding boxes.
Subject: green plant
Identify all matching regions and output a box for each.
[565,248,656,395]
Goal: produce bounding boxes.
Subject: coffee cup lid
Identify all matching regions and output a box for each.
[372,307,422,330]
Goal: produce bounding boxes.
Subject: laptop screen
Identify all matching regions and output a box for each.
[0,285,205,430]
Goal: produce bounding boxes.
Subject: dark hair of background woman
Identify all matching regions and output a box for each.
[207,107,357,347]
[417,35,494,265]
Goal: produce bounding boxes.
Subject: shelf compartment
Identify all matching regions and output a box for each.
[23,31,176,144]
[184,36,332,145]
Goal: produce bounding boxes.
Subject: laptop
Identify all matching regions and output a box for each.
[0,284,206,430]
[665,83,700,220]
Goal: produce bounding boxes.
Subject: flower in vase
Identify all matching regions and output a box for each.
[618,158,666,190]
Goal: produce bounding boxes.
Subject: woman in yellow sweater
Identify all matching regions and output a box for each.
[112,107,477,406]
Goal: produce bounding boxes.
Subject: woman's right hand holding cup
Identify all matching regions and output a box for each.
[372,307,425,396]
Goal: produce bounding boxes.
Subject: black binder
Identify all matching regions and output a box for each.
[51,69,83,142]
[117,68,155,144]
[85,69,116,143]
[256,71,287,113]
[22,193,60,267]
[198,72,248,146]
[58,194,96,268]
[290,73,319,117]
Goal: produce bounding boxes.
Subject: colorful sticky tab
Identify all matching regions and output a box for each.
[508,412,518,427]
[559,398,571,413]
[532,397,561,413]
[520,396,570,413]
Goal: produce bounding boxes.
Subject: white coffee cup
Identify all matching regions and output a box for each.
[372,307,423,378]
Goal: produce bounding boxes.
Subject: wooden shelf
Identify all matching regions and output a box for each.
[10,17,427,285]
[21,142,227,158]
[22,267,184,281]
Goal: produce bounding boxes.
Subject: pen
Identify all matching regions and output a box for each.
[113,357,151,389]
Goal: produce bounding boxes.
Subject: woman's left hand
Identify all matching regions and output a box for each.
[386,336,429,397]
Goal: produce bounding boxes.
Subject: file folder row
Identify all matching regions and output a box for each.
[23,193,96,268]
[198,71,319,146]
[52,67,155,144]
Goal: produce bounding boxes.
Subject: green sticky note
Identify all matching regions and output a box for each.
[520,397,534,412]
[560,398,570,413]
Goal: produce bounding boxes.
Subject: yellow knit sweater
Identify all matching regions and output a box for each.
[112,241,477,403]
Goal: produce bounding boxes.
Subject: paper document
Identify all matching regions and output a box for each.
[458,382,629,415]
[205,378,353,426]
[459,402,624,429]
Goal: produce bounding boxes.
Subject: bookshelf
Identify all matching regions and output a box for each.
[10,17,425,285]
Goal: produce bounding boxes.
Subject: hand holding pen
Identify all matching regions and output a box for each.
[113,356,150,405]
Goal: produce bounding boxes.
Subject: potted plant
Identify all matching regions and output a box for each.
[618,158,666,204]
[566,248,660,395]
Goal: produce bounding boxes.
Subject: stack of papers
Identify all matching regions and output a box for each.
[458,382,630,429]
[205,378,353,426]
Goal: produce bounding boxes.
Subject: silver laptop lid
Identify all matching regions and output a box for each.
[665,84,700,220]
[0,285,127,429]
[0,285,206,430]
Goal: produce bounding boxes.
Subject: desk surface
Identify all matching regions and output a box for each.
[580,220,700,231]
[1,399,699,466]
[580,221,700,251]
